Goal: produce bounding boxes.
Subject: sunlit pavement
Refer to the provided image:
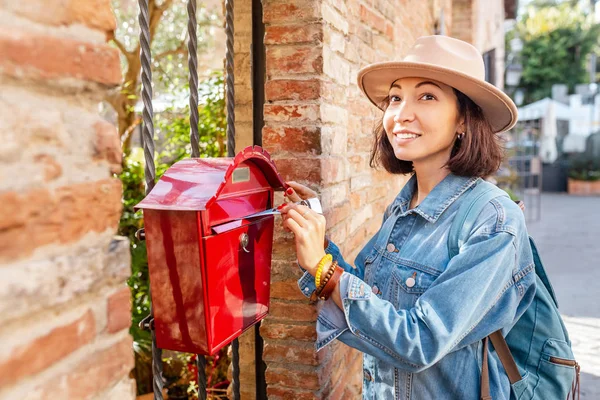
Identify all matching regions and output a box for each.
[526,193,600,398]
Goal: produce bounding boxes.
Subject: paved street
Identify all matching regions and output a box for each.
[526,193,600,398]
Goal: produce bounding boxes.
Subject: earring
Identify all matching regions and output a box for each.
[457,132,465,140]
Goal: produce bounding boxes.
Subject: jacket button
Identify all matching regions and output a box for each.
[405,277,416,288]
[364,370,373,381]
[386,243,396,252]
[372,285,380,294]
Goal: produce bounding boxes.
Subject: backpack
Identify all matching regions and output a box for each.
[448,180,580,400]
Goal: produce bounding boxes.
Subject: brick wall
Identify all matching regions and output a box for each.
[0,1,134,399]
[259,0,453,399]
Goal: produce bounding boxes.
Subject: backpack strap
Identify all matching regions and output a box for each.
[448,180,508,258]
[448,181,523,396]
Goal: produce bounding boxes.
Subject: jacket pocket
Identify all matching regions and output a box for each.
[511,371,529,399]
[387,261,437,310]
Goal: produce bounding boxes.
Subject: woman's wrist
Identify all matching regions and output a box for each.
[309,254,331,277]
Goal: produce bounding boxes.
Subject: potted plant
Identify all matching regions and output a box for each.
[567,158,600,195]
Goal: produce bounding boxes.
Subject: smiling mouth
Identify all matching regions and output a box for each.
[392,131,422,140]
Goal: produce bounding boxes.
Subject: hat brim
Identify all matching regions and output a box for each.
[357,61,518,133]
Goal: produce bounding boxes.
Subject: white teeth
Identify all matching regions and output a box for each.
[395,133,419,139]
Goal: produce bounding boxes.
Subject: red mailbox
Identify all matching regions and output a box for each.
[136,146,287,355]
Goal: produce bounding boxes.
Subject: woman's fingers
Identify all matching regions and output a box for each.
[285,181,318,200]
[284,186,302,203]
[283,215,302,236]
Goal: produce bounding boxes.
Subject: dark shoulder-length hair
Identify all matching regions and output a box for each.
[369,89,504,178]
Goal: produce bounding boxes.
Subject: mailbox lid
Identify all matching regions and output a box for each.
[135,146,287,212]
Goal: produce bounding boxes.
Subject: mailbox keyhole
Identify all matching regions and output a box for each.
[240,233,250,253]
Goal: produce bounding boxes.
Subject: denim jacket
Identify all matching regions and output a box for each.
[298,174,536,399]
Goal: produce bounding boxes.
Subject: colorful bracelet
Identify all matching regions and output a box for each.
[315,254,333,288]
[310,261,337,303]
[318,264,344,301]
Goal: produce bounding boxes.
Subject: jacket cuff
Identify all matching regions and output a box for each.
[297,270,316,298]
[315,272,351,351]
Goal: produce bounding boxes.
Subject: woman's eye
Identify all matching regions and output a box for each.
[389,95,401,102]
[420,93,436,101]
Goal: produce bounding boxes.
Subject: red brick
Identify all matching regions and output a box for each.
[263,126,321,155]
[33,154,62,181]
[347,226,367,254]
[94,120,123,174]
[4,0,116,33]
[270,280,309,301]
[106,286,131,333]
[270,259,304,282]
[350,191,364,209]
[269,300,317,322]
[66,336,133,399]
[273,157,321,183]
[0,179,122,262]
[34,336,134,399]
[385,21,394,41]
[323,200,351,228]
[349,154,368,175]
[272,238,301,262]
[263,341,320,366]
[264,104,320,123]
[359,5,386,33]
[367,184,389,203]
[321,157,346,184]
[265,24,323,45]
[0,310,95,387]
[347,132,373,153]
[266,365,320,389]
[260,320,317,341]
[266,45,323,75]
[267,385,318,400]
[263,0,321,24]
[265,79,321,102]
[0,27,121,85]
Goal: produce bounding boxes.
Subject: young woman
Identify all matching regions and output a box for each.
[280,36,536,399]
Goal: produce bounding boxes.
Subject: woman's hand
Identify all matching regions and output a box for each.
[284,181,318,202]
[280,202,327,277]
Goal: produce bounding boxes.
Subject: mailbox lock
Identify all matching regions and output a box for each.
[240,233,250,253]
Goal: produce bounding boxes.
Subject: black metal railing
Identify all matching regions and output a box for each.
[136,0,244,398]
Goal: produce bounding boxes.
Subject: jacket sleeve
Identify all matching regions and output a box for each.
[314,226,537,373]
[297,204,394,298]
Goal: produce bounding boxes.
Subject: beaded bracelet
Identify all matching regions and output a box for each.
[317,264,344,301]
[315,254,333,288]
[310,261,337,303]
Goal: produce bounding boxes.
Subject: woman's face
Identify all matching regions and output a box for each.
[382,77,464,167]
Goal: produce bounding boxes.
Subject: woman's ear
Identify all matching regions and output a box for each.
[457,119,466,135]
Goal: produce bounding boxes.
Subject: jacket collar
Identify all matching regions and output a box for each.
[394,173,480,223]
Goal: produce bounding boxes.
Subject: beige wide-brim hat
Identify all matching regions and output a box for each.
[357,35,518,133]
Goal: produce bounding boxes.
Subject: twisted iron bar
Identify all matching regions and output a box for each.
[232,339,241,400]
[225,0,235,157]
[196,354,207,400]
[138,1,162,399]
[187,0,200,158]
[224,0,240,397]
[187,2,207,397]
[138,0,156,194]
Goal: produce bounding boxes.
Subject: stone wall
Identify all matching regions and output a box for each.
[0,1,134,399]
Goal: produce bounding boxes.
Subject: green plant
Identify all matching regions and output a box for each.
[568,157,600,181]
[118,74,226,395]
[511,3,600,104]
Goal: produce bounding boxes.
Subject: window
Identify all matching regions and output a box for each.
[483,49,496,86]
